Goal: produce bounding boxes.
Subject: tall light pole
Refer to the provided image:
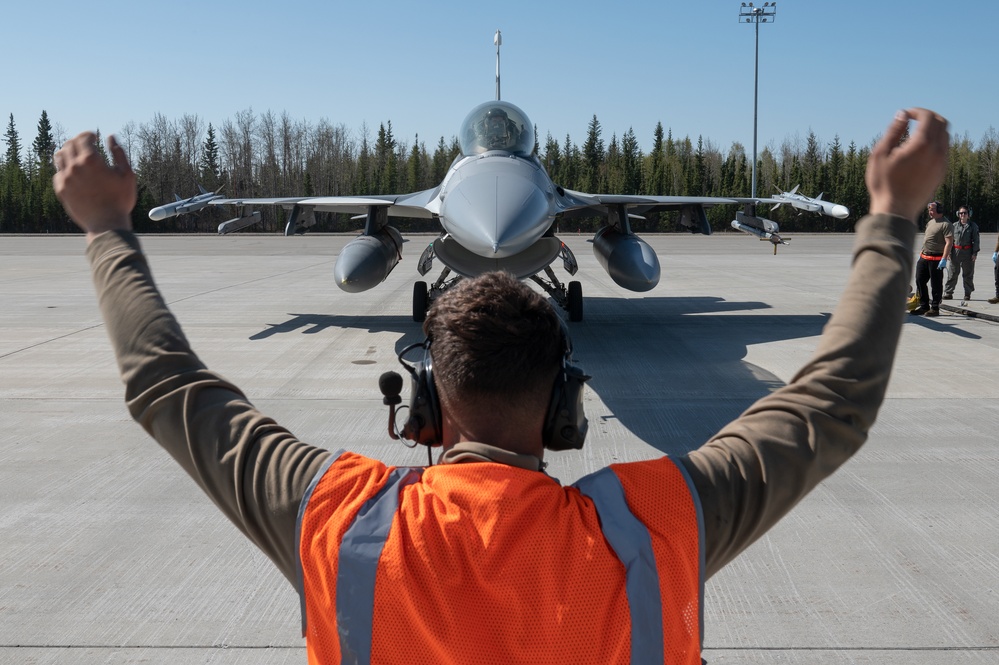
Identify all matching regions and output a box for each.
[738,2,776,200]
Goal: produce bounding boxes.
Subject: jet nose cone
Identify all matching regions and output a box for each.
[831,204,850,219]
[440,172,553,257]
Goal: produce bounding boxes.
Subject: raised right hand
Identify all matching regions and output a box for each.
[866,108,949,223]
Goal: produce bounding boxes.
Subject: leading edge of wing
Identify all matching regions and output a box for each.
[207,187,440,218]
[558,189,740,213]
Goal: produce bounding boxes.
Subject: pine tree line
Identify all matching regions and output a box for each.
[3,109,999,234]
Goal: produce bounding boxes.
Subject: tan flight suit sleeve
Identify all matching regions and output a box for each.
[87,230,332,586]
[679,213,915,579]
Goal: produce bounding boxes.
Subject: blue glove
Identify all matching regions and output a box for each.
[993,252,997,264]
[938,258,948,271]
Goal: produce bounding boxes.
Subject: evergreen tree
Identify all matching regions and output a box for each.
[407,135,423,192]
[645,122,666,195]
[1,115,27,231]
[664,129,677,195]
[606,133,622,193]
[4,114,22,167]
[374,122,397,193]
[29,110,63,231]
[690,136,706,196]
[825,136,846,229]
[431,136,451,184]
[620,128,641,195]
[675,136,693,196]
[32,111,56,175]
[559,134,579,190]
[542,132,561,179]
[200,123,221,190]
[582,115,604,193]
[94,129,110,164]
[802,131,823,200]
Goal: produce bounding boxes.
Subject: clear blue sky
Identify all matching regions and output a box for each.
[4,0,996,159]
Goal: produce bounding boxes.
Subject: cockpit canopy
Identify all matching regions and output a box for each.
[459,101,535,157]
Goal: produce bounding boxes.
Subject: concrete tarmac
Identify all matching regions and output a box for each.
[1,231,997,664]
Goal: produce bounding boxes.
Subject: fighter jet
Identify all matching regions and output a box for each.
[149,34,848,322]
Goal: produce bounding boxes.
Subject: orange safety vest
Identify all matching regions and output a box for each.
[297,451,703,664]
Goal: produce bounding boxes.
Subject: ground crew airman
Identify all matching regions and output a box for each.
[943,206,979,301]
[911,201,953,316]
[53,107,949,664]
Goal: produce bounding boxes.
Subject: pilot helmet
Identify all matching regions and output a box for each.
[482,108,512,149]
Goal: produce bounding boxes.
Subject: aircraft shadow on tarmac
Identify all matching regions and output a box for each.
[250,314,420,341]
[248,295,831,455]
[571,296,830,455]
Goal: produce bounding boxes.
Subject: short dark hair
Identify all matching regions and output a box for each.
[423,272,562,410]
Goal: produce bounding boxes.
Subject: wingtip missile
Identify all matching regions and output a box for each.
[148,187,223,221]
[828,203,850,219]
[769,186,850,219]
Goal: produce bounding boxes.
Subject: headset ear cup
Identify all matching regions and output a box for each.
[424,361,442,445]
[402,347,443,447]
[543,363,589,451]
[542,321,590,451]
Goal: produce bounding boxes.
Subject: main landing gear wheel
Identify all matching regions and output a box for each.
[413,281,429,322]
[567,281,583,322]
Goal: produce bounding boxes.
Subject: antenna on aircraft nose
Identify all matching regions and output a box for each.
[494,29,502,100]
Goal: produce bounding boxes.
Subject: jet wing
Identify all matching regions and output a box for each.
[554,191,746,235]
[558,190,813,211]
[206,187,440,219]
[557,190,741,215]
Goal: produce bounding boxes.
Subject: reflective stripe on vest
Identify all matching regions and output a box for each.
[573,467,664,665]
[667,457,707,647]
[296,450,345,637]
[336,466,423,664]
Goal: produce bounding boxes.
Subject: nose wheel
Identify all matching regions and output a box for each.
[531,267,584,322]
[567,281,583,322]
[413,270,463,322]
[413,282,429,322]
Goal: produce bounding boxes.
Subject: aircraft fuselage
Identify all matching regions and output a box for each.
[435,152,558,258]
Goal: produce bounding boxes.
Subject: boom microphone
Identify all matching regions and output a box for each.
[379,371,404,441]
[379,371,403,406]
